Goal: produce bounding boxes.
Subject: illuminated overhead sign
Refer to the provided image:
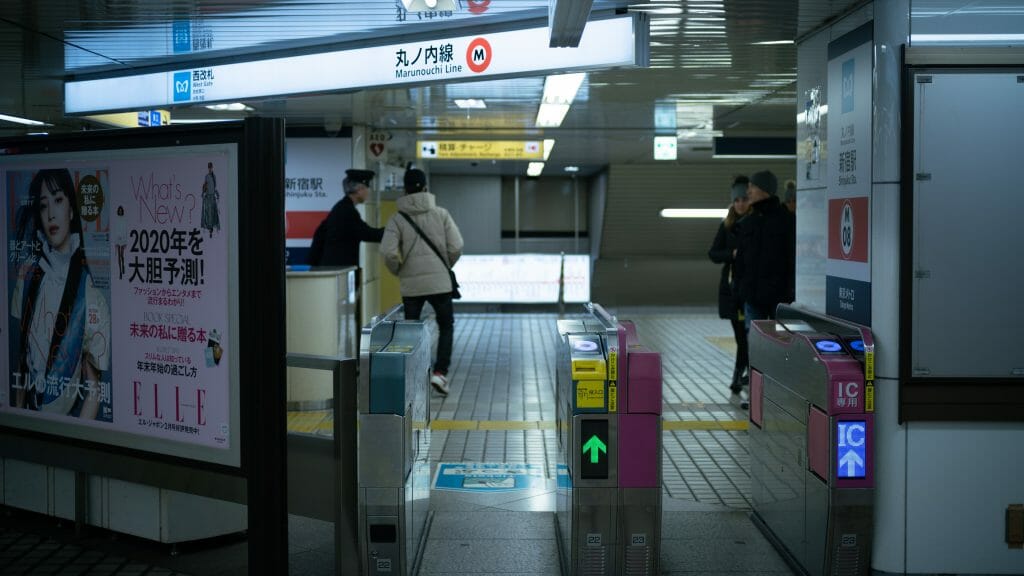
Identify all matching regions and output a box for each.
[417,140,543,160]
[65,14,646,114]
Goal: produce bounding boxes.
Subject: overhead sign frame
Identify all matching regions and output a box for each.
[65,12,649,115]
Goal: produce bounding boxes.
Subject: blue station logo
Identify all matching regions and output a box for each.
[172,20,192,54]
[841,58,855,113]
[173,71,192,102]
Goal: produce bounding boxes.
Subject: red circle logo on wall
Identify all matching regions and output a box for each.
[467,0,491,14]
[466,37,492,73]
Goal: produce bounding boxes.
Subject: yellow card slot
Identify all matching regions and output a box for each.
[572,358,607,380]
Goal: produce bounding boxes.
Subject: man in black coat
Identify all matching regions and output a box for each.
[734,170,796,328]
[309,169,385,267]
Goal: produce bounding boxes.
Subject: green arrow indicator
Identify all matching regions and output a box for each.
[582,434,607,464]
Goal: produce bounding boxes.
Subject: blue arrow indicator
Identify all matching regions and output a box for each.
[836,421,866,478]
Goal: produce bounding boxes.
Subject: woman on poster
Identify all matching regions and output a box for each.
[113,205,127,279]
[201,162,221,237]
[10,168,111,419]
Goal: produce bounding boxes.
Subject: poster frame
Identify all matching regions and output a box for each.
[0,119,285,495]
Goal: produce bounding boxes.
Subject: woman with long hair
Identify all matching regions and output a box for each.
[708,175,751,395]
[10,168,110,419]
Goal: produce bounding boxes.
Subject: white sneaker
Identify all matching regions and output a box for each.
[430,372,450,396]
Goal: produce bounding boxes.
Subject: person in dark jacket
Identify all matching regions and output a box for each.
[308,169,384,267]
[708,175,751,395]
[735,170,796,328]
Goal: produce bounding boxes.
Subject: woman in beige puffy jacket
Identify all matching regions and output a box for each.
[381,169,464,396]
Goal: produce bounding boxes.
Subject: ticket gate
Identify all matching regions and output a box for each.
[748,305,875,576]
[358,305,433,575]
[555,304,662,576]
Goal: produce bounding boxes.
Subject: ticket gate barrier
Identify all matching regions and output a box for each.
[748,305,875,576]
[555,304,662,575]
[358,305,433,575]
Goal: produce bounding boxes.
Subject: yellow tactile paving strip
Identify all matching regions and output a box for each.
[286,410,333,435]
[289,414,748,433]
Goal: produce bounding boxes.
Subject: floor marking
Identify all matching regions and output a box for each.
[424,419,748,431]
[288,414,749,433]
[663,420,748,431]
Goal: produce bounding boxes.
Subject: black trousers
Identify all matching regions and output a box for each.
[730,317,749,387]
[403,292,455,375]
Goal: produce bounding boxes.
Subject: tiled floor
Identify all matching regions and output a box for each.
[0,308,792,575]
[424,310,755,510]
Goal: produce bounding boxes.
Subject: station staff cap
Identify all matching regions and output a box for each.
[344,169,375,187]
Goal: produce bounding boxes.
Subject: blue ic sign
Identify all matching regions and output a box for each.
[836,420,866,478]
[150,110,162,126]
[841,58,855,113]
[173,71,192,102]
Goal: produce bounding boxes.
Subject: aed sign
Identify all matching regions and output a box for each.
[836,420,866,479]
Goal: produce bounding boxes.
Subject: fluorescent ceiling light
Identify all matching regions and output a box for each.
[564,166,580,173]
[0,113,49,126]
[660,209,728,219]
[678,130,724,139]
[634,7,683,14]
[535,73,585,128]
[752,40,795,45]
[527,162,545,177]
[911,33,1024,43]
[542,73,586,104]
[205,102,252,111]
[536,103,571,128]
[454,98,486,109]
[543,138,555,161]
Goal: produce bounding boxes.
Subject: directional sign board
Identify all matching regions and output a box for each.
[836,420,866,479]
[417,140,544,160]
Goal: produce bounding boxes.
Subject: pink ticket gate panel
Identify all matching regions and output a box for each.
[748,305,874,576]
[555,307,662,575]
